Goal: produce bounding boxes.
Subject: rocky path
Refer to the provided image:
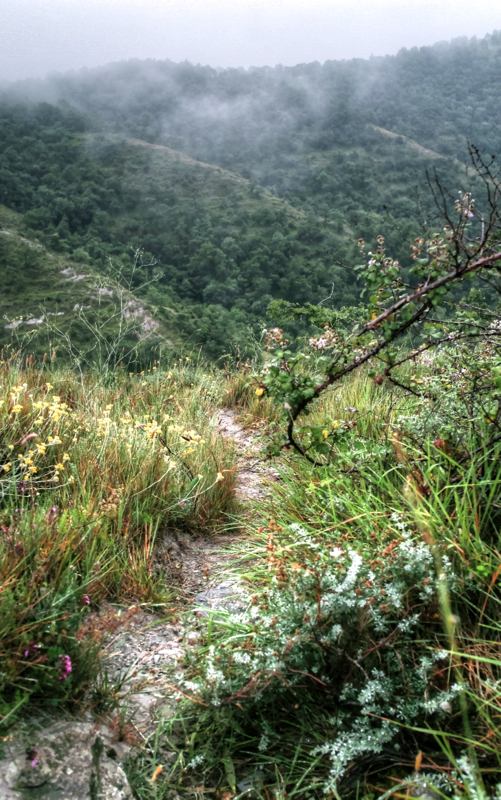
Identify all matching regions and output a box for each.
[96,409,270,730]
[216,409,269,502]
[0,409,268,799]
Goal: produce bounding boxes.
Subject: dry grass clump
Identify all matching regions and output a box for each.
[0,357,238,718]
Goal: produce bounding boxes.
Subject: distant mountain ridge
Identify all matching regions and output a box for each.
[9,30,501,167]
[1,31,499,356]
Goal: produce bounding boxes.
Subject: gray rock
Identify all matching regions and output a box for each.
[237,768,265,794]
[0,721,133,799]
[410,779,443,800]
[194,580,247,617]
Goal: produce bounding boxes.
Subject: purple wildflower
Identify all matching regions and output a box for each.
[24,643,41,658]
[82,595,90,605]
[26,748,39,767]
[58,654,72,680]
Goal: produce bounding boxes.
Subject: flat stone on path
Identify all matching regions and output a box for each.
[0,720,133,799]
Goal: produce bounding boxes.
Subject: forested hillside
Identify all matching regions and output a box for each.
[1,31,501,357]
[0,204,173,362]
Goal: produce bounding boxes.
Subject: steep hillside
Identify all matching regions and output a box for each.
[3,32,498,356]
[21,32,500,213]
[0,101,371,357]
[0,205,173,364]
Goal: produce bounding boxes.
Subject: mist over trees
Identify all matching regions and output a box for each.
[1,31,501,356]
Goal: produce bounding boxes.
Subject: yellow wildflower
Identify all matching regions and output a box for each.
[62,453,71,461]
[255,387,264,397]
[2,463,11,472]
[11,405,23,413]
[216,472,224,482]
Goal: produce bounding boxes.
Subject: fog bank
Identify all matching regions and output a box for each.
[1,0,501,81]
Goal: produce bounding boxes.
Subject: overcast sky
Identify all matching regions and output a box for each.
[1,0,500,82]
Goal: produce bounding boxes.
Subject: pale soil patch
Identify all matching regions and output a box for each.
[371,124,447,158]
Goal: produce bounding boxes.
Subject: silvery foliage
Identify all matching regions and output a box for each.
[453,755,501,800]
[182,516,465,789]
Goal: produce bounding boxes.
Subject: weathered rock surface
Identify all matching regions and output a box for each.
[217,409,271,501]
[194,580,248,616]
[0,720,133,799]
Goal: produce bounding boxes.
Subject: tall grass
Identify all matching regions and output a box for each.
[0,357,238,719]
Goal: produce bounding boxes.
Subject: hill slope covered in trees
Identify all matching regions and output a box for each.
[1,31,501,357]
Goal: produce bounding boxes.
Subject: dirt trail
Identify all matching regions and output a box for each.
[98,408,270,733]
[151,408,268,597]
[127,137,245,181]
[216,408,270,502]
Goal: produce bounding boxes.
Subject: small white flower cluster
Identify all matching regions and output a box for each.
[186,754,205,769]
[453,755,500,800]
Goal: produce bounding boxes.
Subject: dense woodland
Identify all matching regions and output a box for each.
[1,31,501,357]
